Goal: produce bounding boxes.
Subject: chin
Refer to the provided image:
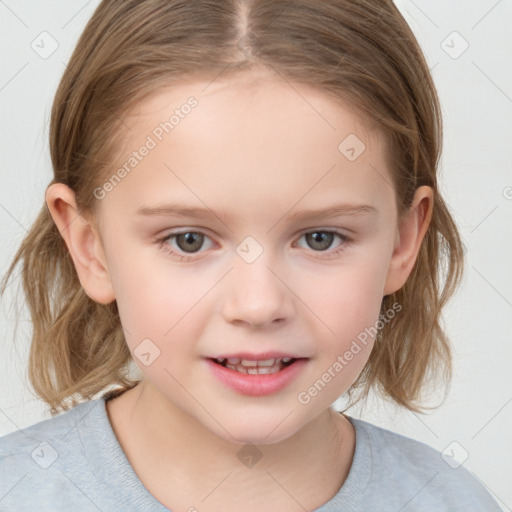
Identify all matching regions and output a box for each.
[205,414,304,447]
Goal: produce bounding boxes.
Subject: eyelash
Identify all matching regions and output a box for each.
[156,229,353,262]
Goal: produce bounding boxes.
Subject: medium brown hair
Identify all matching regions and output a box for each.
[1,0,464,414]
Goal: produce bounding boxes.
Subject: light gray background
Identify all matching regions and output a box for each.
[1,1,511,510]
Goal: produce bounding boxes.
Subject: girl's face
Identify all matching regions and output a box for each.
[91,71,409,444]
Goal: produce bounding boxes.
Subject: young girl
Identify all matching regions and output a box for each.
[0,1,502,510]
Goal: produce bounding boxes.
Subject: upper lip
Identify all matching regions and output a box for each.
[207,352,306,361]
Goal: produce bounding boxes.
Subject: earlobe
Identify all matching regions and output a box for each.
[45,183,116,304]
[383,186,434,296]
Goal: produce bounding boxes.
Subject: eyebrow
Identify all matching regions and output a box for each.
[136,202,377,223]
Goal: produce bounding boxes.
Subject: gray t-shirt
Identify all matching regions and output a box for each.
[0,394,501,511]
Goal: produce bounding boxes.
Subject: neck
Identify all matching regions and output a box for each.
[106,380,355,512]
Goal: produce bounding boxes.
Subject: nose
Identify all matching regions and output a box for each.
[221,254,295,329]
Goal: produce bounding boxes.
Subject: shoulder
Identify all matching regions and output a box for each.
[344,417,501,511]
[0,397,165,511]
[0,398,102,463]
[0,398,117,511]
[0,398,101,478]
[0,398,100,465]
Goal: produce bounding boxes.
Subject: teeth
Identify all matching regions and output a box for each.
[214,356,296,372]
[225,357,293,367]
[241,359,259,367]
[226,364,281,375]
[256,358,276,367]
[251,367,274,374]
[225,364,242,373]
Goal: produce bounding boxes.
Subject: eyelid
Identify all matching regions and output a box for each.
[155,228,215,260]
[156,227,353,261]
[160,229,216,246]
[157,227,351,244]
[293,229,352,252]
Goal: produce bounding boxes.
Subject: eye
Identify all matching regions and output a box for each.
[157,229,352,262]
[295,230,351,255]
[158,231,214,261]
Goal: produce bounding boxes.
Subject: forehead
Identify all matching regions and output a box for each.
[98,71,395,224]
[123,71,375,145]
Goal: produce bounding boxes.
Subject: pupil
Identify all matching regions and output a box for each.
[177,232,203,253]
[307,232,333,251]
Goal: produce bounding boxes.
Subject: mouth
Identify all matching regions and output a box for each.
[209,356,299,375]
[205,354,309,395]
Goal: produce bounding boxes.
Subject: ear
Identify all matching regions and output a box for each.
[383,185,434,295]
[45,183,115,304]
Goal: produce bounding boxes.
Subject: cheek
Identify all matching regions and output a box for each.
[305,260,386,338]
[105,249,187,341]
[296,258,387,391]
[108,258,215,374]
[292,272,382,414]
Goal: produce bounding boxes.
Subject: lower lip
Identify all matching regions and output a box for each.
[205,358,308,396]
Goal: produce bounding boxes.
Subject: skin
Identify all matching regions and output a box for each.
[46,68,433,512]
